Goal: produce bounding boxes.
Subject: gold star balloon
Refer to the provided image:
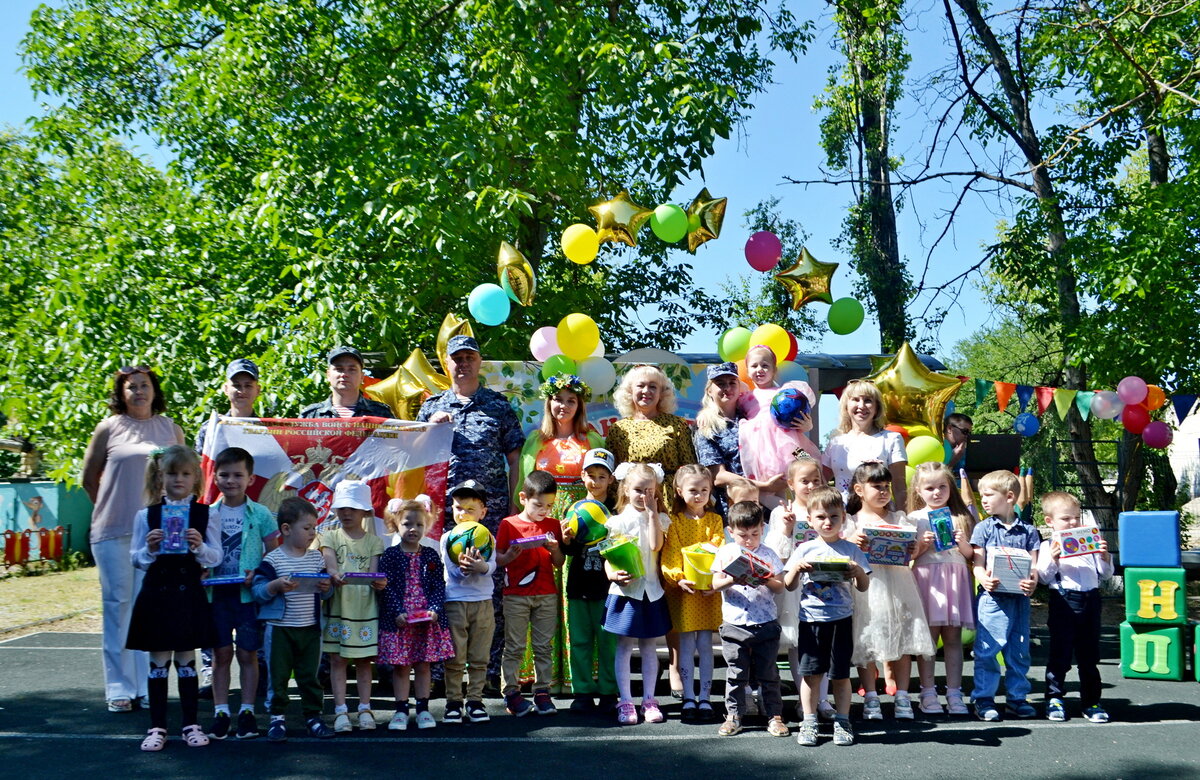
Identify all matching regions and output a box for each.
[588,190,653,247]
[436,312,474,377]
[363,365,427,420]
[865,341,965,441]
[497,241,536,306]
[685,187,727,253]
[402,348,450,393]
[774,247,838,309]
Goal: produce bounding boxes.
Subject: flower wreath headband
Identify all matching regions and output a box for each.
[538,373,592,402]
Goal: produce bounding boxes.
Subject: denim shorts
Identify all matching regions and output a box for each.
[211,587,263,652]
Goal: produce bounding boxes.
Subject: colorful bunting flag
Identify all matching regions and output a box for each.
[1075,390,1094,421]
[1035,387,1054,416]
[1016,384,1035,412]
[1053,388,1077,420]
[994,382,1016,412]
[975,378,990,406]
[1172,394,1197,424]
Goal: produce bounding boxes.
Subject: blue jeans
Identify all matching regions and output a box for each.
[971,591,1032,703]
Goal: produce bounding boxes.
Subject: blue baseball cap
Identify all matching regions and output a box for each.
[326,346,363,365]
[706,362,739,381]
[225,358,260,381]
[447,335,480,355]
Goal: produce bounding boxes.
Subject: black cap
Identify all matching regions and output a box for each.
[225,358,260,381]
[448,479,487,502]
[326,346,363,365]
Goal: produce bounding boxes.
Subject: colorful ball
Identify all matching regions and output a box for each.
[769,386,811,429]
[447,521,494,561]
[564,499,611,547]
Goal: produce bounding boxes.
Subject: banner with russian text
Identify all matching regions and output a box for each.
[200,416,452,538]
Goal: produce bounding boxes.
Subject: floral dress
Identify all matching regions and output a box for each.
[378,548,455,666]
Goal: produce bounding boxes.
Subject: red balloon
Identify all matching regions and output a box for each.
[785,331,799,362]
[1121,404,1150,435]
[885,423,912,443]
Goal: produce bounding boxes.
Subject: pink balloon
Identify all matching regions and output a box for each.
[744,231,782,272]
[1142,421,1174,449]
[529,326,562,361]
[1117,375,1148,405]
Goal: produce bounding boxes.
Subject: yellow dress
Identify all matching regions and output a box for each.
[660,511,724,633]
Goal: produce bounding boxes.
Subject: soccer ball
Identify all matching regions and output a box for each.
[447,520,494,561]
[564,499,611,547]
[770,386,812,429]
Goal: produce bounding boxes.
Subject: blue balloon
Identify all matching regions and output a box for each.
[467,283,511,326]
[1013,412,1041,437]
[777,360,809,384]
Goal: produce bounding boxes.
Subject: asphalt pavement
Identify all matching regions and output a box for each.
[1,626,1198,779]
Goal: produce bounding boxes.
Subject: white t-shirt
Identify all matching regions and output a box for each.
[825,430,907,498]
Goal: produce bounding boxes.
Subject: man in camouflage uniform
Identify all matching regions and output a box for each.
[418,335,523,681]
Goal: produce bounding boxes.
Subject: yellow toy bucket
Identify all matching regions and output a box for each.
[599,535,644,579]
[682,543,718,590]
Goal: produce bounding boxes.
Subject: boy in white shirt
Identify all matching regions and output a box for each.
[1036,491,1113,724]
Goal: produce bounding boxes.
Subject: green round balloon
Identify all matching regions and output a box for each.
[717,326,752,362]
[541,354,577,380]
[828,297,865,335]
[906,435,944,466]
[650,204,688,243]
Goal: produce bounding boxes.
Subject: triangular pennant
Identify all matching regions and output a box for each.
[994,381,1016,411]
[1053,388,1077,420]
[1035,387,1055,416]
[1075,390,1094,421]
[975,378,990,406]
[1172,394,1198,424]
[1016,384,1035,412]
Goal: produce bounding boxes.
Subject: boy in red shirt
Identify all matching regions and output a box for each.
[495,470,564,717]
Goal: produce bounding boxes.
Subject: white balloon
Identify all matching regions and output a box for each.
[577,356,617,396]
[590,339,606,358]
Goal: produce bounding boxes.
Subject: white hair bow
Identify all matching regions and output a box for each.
[612,462,665,481]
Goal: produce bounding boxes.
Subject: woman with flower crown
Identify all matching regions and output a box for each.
[513,373,605,693]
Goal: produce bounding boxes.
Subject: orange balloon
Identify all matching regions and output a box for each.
[738,359,755,389]
[1145,385,1166,411]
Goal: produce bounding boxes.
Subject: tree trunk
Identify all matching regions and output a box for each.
[840,1,910,351]
[951,0,1115,525]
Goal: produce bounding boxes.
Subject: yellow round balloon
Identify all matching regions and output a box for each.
[749,323,791,364]
[562,224,600,265]
[557,313,601,361]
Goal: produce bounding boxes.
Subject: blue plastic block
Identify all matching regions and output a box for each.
[1118,511,1181,567]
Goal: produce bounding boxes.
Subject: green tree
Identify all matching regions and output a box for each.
[9,0,810,476]
[814,0,912,351]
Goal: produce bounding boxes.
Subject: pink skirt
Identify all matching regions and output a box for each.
[912,562,975,629]
[378,624,455,666]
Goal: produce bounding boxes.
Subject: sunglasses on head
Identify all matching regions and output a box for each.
[117,365,152,376]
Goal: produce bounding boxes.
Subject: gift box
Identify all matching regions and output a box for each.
[721,547,776,582]
[808,556,852,583]
[987,547,1032,595]
[928,508,956,552]
[862,524,918,566]
[1054,526,1104,558]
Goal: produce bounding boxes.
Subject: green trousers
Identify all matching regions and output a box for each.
[267,624,324,718]
[567,598,617,696]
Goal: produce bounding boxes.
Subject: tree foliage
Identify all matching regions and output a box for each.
[6,0,809,477]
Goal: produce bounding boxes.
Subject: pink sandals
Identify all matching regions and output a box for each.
[140,727,167,752]
[181,724,210,747]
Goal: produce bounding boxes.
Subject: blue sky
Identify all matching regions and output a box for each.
[1,1,1006,434]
